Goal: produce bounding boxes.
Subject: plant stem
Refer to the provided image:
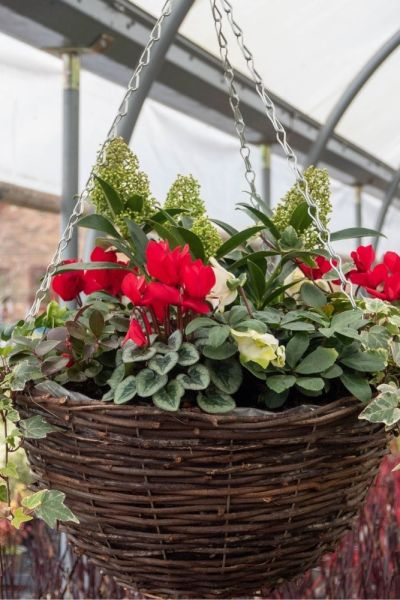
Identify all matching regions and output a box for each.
[238,287,253,317]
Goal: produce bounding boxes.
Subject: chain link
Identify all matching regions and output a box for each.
[210,0,266,211]
[26,0,173,321]
[218,0,356,308]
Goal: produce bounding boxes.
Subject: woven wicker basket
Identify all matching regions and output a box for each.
[17,392,386,598]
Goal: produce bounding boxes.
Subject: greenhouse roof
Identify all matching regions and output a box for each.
[0,0,399,204]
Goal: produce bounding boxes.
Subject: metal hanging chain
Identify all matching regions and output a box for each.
[26,0,173,321]
[210,0,265,211]
[218,0,356,308]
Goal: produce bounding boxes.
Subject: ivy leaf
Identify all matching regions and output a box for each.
[340,371,372,403]
[296,377,325,392]
[295,347,338,375]
[11,358,42,390]
[177,343,200,366]
[0,485,7,502]
[197,392,236,414]
[0,463,18,478]
[11,507,33,529]
[359,384,400,426]
[114,376,137,404]
[285,333,310,369]
[136,369,168,397]
[361,325,391,351]
[206,358,243,394]
[300,282,327,308]
[19,416,60,439]
[33,490,79,528]
[152,380,185,412]
[266,375,296,394]
[177,364,210,390]
[148,352,179,375]
[168,330,183,351]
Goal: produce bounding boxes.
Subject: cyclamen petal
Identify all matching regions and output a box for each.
[182,259,216,298]
[52,259,85,301]
[123,319,147,346]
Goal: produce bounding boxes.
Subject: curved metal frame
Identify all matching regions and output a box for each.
[116,0,195,141]
[374,167,400,252]
[306,29,400,168]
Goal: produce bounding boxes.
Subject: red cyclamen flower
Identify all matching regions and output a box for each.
[123,319,147,346]
[298,256,336,281]
[121,273,148,305]
[84,246,127,296]
[52,259,85,301]
[146,240,191,285]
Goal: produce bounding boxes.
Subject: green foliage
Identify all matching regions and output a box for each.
[272,166,332,248]
[91,137,158,232]
[163,174,222,258]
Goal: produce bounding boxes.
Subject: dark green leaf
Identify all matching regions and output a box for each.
[89,310,105,338]
[186,317,216,335]
[340,371,372,402]
[77,214,121,239]
[207,325,231,348]
[174,227,205,261]
[296,377,324,392]
[300,282,327,308]
[206,358,243,394]
[266,375,296,394]
[236,203,280,238]
[330,227,385,241]
[295,347,338,374]
[285,333,310,368]
[215,226,265,259]
[126,194,144,213]
[340,350,386,372]
[124,219,148,264]
[289,202,314,233]
[94,176,124,216]
[202,342,237,360]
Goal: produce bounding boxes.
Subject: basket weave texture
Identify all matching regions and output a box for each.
[17,393,386,598]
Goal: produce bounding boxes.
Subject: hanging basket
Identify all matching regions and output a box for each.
[17,391,386,598]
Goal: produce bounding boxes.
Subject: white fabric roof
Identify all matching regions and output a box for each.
[133,0,400,168]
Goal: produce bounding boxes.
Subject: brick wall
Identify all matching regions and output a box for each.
[0,204,85,322]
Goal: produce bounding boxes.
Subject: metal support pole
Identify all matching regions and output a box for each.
[116,0,195,142]
[305,29,400,167]
[374,168,400,253]
[61,52,80,260]
[354,184,363,246]
[260,144,271,210]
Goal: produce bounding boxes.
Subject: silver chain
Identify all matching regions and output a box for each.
[217,0,356,308]
[26,0,173,321]
[210,0,265,211]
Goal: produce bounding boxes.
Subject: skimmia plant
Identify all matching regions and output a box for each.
[1,138,400,530]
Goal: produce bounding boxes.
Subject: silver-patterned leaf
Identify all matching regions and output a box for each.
[177,364,210,390]
[152,380,185,412]
[178,343,200,366]
[148,351,179,375]
[136,369,168,398]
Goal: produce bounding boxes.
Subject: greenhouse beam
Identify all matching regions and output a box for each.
[116,0,196,141]
[374,168,400,253]
[61,52,80,260]
[305,29,400,168]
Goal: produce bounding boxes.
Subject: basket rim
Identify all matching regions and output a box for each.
[18,390,364,427]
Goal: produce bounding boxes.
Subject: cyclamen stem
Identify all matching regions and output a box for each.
[238,286,253,317]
